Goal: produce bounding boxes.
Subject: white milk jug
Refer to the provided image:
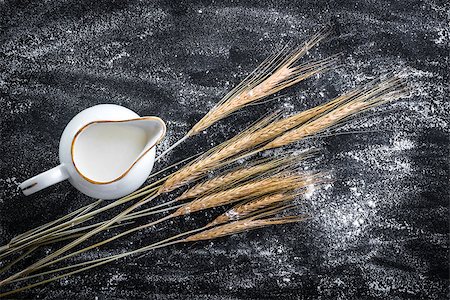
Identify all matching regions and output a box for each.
[19,104,166,199]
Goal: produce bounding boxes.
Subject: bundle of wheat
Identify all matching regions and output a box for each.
[0,25,408,297]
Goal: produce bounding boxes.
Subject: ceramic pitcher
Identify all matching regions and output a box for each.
[19,104,166,199]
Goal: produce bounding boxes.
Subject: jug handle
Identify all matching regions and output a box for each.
[19,165,69,196]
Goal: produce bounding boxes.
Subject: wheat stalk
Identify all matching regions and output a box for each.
[0,208,307,297]
[1,165,308,277]
[187,57,337,136]
[176,159,278,201]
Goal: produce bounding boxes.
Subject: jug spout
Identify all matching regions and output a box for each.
[71,117,166,184]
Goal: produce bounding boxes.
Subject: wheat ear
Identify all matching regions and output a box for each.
[187,25,335,136]
[207,193,289,226]
[171,173,313,217]
[207,173,324,226]
[176,154,308,201]
[183,216,306,242]
[261,77,407,150]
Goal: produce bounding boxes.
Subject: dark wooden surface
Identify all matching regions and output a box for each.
[0,0,448,299]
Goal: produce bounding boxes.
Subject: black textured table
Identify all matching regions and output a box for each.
[0,1,448,299]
